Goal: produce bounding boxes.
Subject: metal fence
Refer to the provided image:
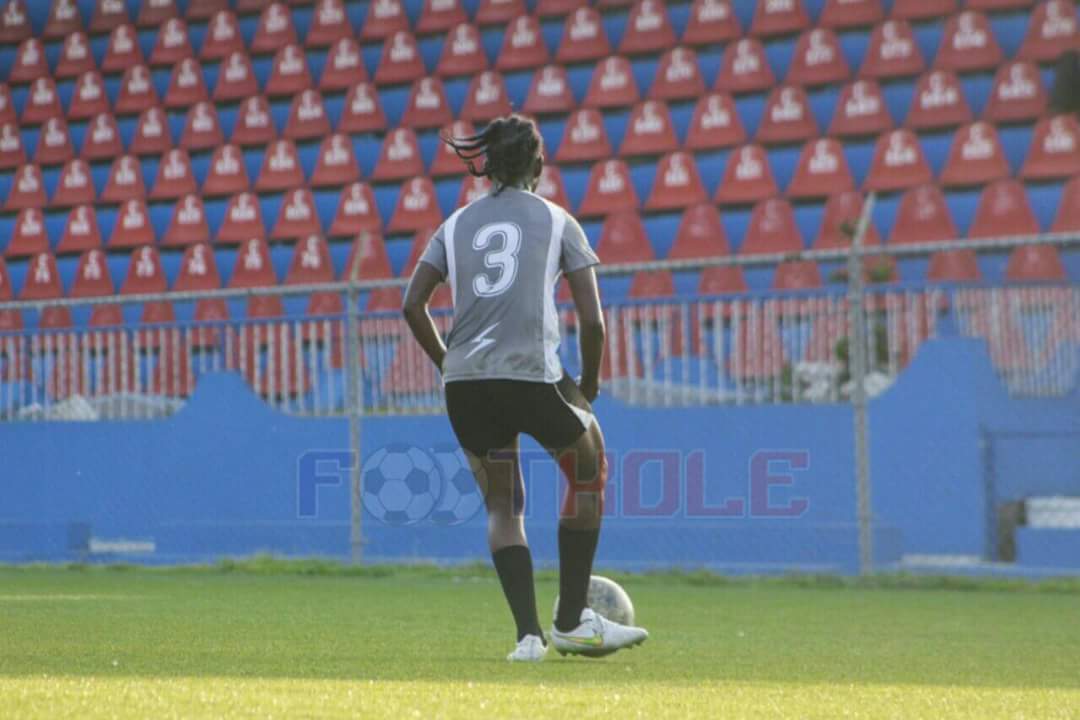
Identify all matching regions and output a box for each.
[0,283,1075,422]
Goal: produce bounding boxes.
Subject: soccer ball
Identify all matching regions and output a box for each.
[553,575,635,626]
[429,446,485,526]
[362,444,442,526]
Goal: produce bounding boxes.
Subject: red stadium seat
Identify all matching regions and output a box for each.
[651,47,707,101]
[188,0,228,20]
[214,51,259,101]
[68,71,110,121]
[116,65,159,114]
[1006,245,1067,282]
[103,25,143,73]
[81,113,123,161]
[272,188,322,240]
[0,86,15,125]
[165,58,210,109]
[372,127,425,181]
[0,259,20,329]
[927,249,981,283]
[524,65,576,115]
[132,106,173,156]
[137,0,177,27]
[891,0,956,19]
[321,38,369,90]
[889,184,958,245]
[968,179,1039,239]
[401,77,453,129]
[906,69,973,130]
[1050,174,1080,232]
[596,211,653,263]
[430,120,475,176]
[1021,115,1080,180]
[715,37,775,94]
[1018,0,1077,63]
[361,0,409,41]
[56,32,95,79]
[699,265,748,295]
[773,260,822,290]
[740,198,801,256]
[20,253,69,330]
[71,249,124,327]
[787,28,850,87]
[863,128,933,192]
[646,151,707,210]
[330,182,383,236]
[557,7,611,63]
[120,247,173,328]
[151,148,198,200]
[284,89,331,139]
[162,194,211,247]
[311,133,360,188]
[556,108,614,162]
[620,0,676,55]
[343,230,394,281]
[22,78,63,125]
[57,205,103,254]
[252,2,298,52]
[940,121,1010,188]
[5,164,47,210]
[91,0,129,31]
[109,199,155,248]
[231,238,283,318]
[286,234,343,316]
[150,18,194,66]
[387,177,443,232]
[7,208,48,257]
[0,122,25,169]
[457,175,493,207]
[757,85,817,144]
[535,165,572,210]
[255,139,305,192]
[46,0,83,40]
[218,192,268,244]
[860,19,925,79]
[499,15,551,70]
[578,159,640,217]
[750,0,809,37]
[629,270,674,299]
[52,159,96,208]
[339,82,389,133]
[181,101,225,150]
[437,24,488,77]
[374,31,426,85]
[813,190,882,249]
[417,0,467,33]
[787,137,856,199]
[35,117,74,166]
[306,0,351,46]
[620,100,679,157]
[200,10,244,60]
[461,71,513,121]
[819,0,882,29]
[172,242,228,326]
[682,0,741,46]
[669,203,730,259]
[830,79,892,137]
[267,44,314,96]
[715,144,778,205]
[685,91,747,150]
[984,60,1047,123]
[0,0,31,44]
[584,56,641,108]
[203,144,250,197]
[476,0,526,25]
[536,0,588,16]
[10,37,47,83]
[935,11,1002,73]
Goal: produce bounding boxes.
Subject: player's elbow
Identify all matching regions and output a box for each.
[401,294,425,319]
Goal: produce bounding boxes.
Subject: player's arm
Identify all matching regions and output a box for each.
[566,266,604,402]
[402,261,447,371]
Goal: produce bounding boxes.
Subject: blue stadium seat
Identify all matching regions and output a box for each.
[44,209,66,245]
[912,20,943,65]
[352,136,382,178]
[581,219,602,250]
[539,20,562,57]
[20,127,39,159]
[630,56,659,98]
[151,68,170,101]
[371,185,400,231]
[561,165,590,210]
[257,193,283,234]
[103,76,121,108]
[673,270,700,295]
[957,72,994,118]
[1027,180,1064,232]
[385,237,413,277]
[270,242,292,280]
[504,70,532,110]
[872,191,901,239]
[96,206,117,241]
[434,177,458,217]
[190,151,211,188]
[361,44,382,79]
[768,145,801,193]
[443,77,469,118]
[944,188,981,237]
[481,28,504,64]
[417,37,444,74]
[989,13,1028,59]
[808,86,840,132]
[598,275,632,303]
[252,56,273,88]
[698,48,723,90]
[204,197,227,237]
[56,254,78,292]
[602,10,629,49]
[415,129,441,170]
[881,80,916,126]
[998,123,1034,175]
[668,100,694,145]
[40,166,59,200]
[538,116,566,160]
[313,190,338,231]
[242,148,265,185]
[919,130,952,176]
[720,205,752,252]
[642,212,681,259]
[327,237,351,278]
[269,99,291,134]
[291,6,314,45]
[793,201,826,246]
[669,3,692,39]
[296,140,319,180]
[148,200,172,238]
[378,85,410,128]
[976,251,1010,284]
[566,65,591,104]
[733,93,766,138]
[137,31,156,63]
[763,37,796,82]
[841,139,875,188]
[603,108,629,153]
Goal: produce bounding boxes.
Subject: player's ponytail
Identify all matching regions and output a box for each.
[441,114,544,195]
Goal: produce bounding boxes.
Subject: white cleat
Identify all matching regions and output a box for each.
[507,634,548,662]
[550,608,649,658]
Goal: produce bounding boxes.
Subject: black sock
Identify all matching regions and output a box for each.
[555,525,600,632]
[491,545,543,643]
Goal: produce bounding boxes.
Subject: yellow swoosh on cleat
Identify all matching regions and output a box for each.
[561,634,604,647]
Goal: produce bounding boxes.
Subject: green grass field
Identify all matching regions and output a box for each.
[2,562,1080,719]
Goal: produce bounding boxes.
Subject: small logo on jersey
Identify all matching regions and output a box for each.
[466,322,499,359]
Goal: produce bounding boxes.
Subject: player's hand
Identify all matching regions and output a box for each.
[578,376,599,403]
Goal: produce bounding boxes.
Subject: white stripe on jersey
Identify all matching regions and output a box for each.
[542,199,566,383]
[443,205,467,304]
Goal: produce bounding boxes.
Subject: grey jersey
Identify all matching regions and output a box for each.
[419,187,599,383]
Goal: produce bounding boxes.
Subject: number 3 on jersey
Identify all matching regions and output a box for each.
[472,222,521,298]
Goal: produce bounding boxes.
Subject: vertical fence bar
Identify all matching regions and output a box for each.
[849,192,876,576]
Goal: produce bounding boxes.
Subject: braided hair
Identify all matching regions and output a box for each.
[441,114,544,195]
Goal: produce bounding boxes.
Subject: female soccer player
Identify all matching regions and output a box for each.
[403,114,648,662]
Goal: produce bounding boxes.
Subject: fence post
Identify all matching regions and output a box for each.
[345,258,365,564]
[848,192,876,576]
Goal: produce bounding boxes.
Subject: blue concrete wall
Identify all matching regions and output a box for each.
[0,338,1076,573]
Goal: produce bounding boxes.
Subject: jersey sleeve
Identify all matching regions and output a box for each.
[559,211,600,273]
[417,225,448,278]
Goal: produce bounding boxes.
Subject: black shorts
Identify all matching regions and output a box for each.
[445,373,594,457]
